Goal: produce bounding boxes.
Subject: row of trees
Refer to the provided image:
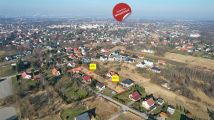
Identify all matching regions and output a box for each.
[160,66,214,98]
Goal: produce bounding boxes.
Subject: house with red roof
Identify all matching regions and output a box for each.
[52,68,61,76]
[69,54,76,59]
[74,48,79,53]
[142,97,156,110]
[67,67,82,73]
[82,75,92,83]
[21,72,31,79]
[129,91,141,101]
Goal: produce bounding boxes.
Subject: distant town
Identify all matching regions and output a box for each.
[0,18,214,120]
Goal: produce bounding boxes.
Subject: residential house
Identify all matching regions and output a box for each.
[82,75,92,83]
[21,72,31,79]
[142,97,156,110]
[157,112,168,120]
[151,66,161,73]
[106,71,119,78]
[69,54,76,59]
[74,112,91,120]
[124,57,135,63]
[120,79,134,88]
[136,61,146,68]
[82,57,91,64]
[67,62,75,68]
[74,48,79,53]
[144,60,154,68]
[67,67,82,73]
[129,91,141,101]
[156,98,165,106]
[99,56,108,61]
[52,68,61,76]
[167,105,175,115]
[101,48,109,53]
[96,82,106,91]
[136,60,154,68]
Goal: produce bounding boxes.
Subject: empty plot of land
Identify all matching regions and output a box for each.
[0,78,13,99]
[116,112,143,120]
[84,97,120,120]
[165,52,214,70]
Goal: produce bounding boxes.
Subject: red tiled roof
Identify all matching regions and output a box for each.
[83,75,91,81]
[146,98,155,106]
[74,48,79,51]
[67,67,82,73]
[69,54,75,59]
[21,72,27,77]
[131,91,141,101]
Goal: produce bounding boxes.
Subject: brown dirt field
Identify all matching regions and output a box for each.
[37,115,59,120]
[110,46,126,52]
[165,52,214,70]
[0,51,6,56]
[189,87,214,107]
[116,112,144,120]
[84,97,120,120]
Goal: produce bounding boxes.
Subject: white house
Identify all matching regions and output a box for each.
[167,106,175,115]
[96,82,106,91]
[136,60,154,68]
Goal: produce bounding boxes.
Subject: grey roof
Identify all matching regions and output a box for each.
[0,107,17,120]
[121,79,134,85]
[151,67,161,71]
[75,112,90,120]
[96,82,105,88]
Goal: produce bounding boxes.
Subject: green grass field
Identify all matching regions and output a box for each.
[61,106,86,120]
[0,62,17,77]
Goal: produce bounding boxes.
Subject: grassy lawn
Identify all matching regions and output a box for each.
[63,86,89,101]
[113,85,146,105]
[102,88,114,97]
[167,110,182,120]
[12,77,39,93]
[39,115,58,120]
[151,105,163,114]
[55,75,90,103]
[0,63,17,77]
[131,101,147,113]
[61,106,86,120]
[113,90,132,104]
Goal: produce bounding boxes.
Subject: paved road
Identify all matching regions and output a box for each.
[0,77,13,99]
[0,107,17,120]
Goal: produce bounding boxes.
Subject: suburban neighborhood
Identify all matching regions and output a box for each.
[0,18,214,120]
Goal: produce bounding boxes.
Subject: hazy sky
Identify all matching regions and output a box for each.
[0,0,214,20]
